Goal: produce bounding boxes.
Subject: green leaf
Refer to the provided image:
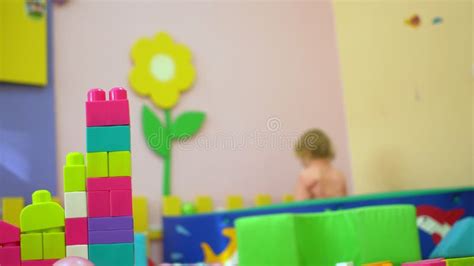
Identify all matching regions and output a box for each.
[142,105,169,158]
[171,111,206,140]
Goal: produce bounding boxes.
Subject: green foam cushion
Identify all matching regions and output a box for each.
[236,205,421,266]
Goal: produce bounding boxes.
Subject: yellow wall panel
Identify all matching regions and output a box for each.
[334,1,473,193]
[0,0,47,86]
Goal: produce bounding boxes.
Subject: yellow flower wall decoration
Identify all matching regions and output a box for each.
[129,32,206,196]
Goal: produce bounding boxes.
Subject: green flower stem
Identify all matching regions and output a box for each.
[163,109,172,196]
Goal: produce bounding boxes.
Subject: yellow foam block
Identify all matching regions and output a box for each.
[195,196,213,213]
[226,195,244,210]
[2,197,24,227]
[254,194,272,207]
[133,196,149,232]
[163,196,181,216]
[282,194,294,203]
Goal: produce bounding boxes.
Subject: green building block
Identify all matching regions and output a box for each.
[21,233,43,260]
[446,257,474,266]
[21,190,65,233]
[43,232,65,259]
[108,151,131,177]
[86,152,108,178]
[87,125,130,152]
[64,152,86,192]
[236,205,421,266]
[89,243,134,266]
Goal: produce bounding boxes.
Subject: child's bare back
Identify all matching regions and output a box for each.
[293,129,347,200]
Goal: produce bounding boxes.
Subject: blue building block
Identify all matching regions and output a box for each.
[89,243,134,266]
[134,233,147,266]
[86,126,130,152]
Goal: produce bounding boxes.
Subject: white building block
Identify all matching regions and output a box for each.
[64,192,87,218]
[66,245,88,259]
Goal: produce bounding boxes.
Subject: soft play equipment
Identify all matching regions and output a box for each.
[429,217,474,258]
[236,205,421,265]
[162,187,473,263]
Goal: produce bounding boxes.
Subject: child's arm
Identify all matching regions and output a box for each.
[294,175,311,201]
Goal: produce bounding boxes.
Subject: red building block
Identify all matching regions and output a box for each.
[86,88,130,127]
[109,177,131,191]
[0,221,20,245]
[22,259,58,266]
[110,190,132,216]
[0,246,21,266]
[87,177,131,191]
[65,218,88,245]
[87,191,110,217]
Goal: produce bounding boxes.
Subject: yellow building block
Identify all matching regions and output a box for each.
[64,152,86,192]
[86,152,108,178]
[195,196,213,213]
[109,151,132,177]
[363,262,393,266]
[133,196,149,233]
[254,194,272,207]
[43,232,66,259]
[148,229,162,241]
[282,194,294,203]
[226,195,244,210]
[21,233,43,260]
[163,196,181,216]
[2,197,24,227]
[20,190,65,233]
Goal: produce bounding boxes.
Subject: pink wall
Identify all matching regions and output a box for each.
[53,1,350,224]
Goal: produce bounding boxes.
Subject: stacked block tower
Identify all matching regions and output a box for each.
[63,87,134,265]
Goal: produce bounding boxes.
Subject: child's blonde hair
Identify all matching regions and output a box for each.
[294,129,335,160]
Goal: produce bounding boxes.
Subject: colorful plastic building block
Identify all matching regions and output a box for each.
[108,151,132,177]
[403,258,445,266]
[86,88,130,127]
[89,229,134,244]
[110,190,133,216]
[363,262,393,266]
[65,218,88,245]
[2,197,24,227]
[20,190,64,233]
[163,196,182,216]
[0,221,20,245]
[88,243,134,266]
[87,191,110,217]
[64,192,87,218]
[87,177,131,191]
[88,216,133,231]
[43,232,65,259]
[66,245,89,259]
[445,257,474,266]
[86,126,131,152]
[226,195,244,210]
[64,152,86,192]
[86,152,108,178]
[254,194,272,207]
[0,246,21,266]
[22,259,58,266]
[132,197,149,233]
[195,196,213,213]
[134,233,147,266]
[20,233,42,260]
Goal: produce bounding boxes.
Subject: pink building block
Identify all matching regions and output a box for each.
[0,221,20,245]
[65,218,88,245]
[22,259,58,266]
[0,246,21,266]
[86,88,130,127]
[402,259,445,266]
[87,177,131,191]
[110,190,132,216]
[109,177,131,190]
[87,191,110,217]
